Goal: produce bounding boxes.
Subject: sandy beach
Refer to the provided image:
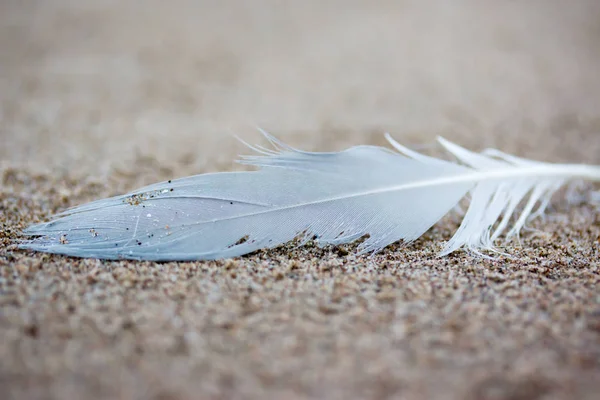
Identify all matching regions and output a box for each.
[2,1,600,399]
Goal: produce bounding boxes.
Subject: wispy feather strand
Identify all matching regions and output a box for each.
[19,132,600,261]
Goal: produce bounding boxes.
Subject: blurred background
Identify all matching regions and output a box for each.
[2,0,600,178]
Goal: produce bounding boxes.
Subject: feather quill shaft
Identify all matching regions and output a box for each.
[19,133,600,261]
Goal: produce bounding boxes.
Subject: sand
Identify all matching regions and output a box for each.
[1,1,600,399]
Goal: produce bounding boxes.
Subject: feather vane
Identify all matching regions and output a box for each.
[19,133,600,261]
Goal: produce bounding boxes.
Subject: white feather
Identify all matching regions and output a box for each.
[20,132,600,261]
